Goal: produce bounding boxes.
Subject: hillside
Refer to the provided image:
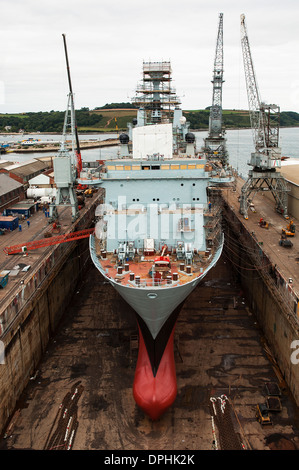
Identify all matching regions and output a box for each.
[184,109,299,130]
[1,106,299,133]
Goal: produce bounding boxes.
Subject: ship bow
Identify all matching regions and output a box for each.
[133,325,177,420]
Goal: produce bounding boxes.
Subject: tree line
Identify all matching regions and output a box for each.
[94,102,137,109]
[1,106,299,133]
[185,110,299,130]
[0,109,103,133]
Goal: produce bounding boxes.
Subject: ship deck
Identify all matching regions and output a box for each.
[95,246,215,288]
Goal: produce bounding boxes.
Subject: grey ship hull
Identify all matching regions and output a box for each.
[90,234,224,419]
[90,234,223,339]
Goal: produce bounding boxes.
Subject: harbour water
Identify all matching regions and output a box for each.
[224,127,299,177]
[1,127,299,178]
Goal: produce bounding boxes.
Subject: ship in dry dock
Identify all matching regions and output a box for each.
[89,59,233,420]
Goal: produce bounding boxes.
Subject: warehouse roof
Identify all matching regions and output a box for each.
[0,173,23,197]
[4,159,49,177]
[0,160,13,169]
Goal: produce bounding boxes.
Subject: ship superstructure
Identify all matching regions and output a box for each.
[90,60,233,420]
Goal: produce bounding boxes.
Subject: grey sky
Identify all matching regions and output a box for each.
[1,0,299,113]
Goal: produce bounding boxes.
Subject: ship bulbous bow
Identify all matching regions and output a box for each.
[133,325,177,420]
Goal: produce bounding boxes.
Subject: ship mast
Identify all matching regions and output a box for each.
[132,61,181,125]
[130,61,191,155]
[239,14,288,219]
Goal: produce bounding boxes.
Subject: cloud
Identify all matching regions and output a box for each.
[1,0,299,112]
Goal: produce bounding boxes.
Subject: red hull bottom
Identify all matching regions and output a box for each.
[133,325,177,420]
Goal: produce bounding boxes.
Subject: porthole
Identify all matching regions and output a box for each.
[147,293,158,299]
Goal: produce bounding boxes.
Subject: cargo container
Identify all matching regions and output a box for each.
[0,216,19,231]
[3,202,35,218]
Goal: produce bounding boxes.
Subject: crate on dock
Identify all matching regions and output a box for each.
[266,396,282,412]
[0,216,19,231]
[3,201,35,219]
[265,382,281,396]
[0,271,9,288]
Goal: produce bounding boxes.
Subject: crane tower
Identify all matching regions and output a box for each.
[49,34,80,223]
[239,14,288,219]
[203,13,229,167]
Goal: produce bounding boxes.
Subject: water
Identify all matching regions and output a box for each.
[196,127,299,178]
[1,128,299,179]
[227,127,299,177]
[0,132,119,164]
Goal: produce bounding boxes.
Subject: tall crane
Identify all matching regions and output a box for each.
[203,13,229,168]
[239,14,288,219]
[61,33,82,177]
[49,34,80,223]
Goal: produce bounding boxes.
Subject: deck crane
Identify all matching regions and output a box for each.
[239,14,289,219]
[203,13,229,168]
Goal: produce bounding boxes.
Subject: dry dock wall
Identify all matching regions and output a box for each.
[222,198,299,407]
[0,195,102,436]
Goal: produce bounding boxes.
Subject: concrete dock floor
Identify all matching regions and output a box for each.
[0,255,298,451]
